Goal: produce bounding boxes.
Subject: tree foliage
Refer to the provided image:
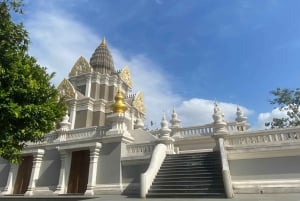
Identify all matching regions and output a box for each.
[0,0,67,163]
[266,88,300,129]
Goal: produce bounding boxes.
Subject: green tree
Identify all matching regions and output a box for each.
[0,0,67,163]
[266,88,300,129]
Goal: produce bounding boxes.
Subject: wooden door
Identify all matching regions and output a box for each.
[67,150,89,194]
[13,155,33,194]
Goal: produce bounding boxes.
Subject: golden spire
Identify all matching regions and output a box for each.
[101,37,106,46]
[112,88,127,114]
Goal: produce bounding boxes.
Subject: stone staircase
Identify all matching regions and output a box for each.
[147,151,226,198]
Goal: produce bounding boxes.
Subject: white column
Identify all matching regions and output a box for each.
[25,149,45,196]
[1,164,18,195]
[69,100,77,129]
[85,74,92,97]
[54,150,71,195]
[85,143,102,196]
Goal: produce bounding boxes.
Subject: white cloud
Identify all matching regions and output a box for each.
[110,49,182,128]
[26,11,99,84]
[176,98,252,126]
[256,108,288,129]
[24,4,253,129]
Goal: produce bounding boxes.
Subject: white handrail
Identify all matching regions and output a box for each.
[218,138,234,198]
[140,144,167,198]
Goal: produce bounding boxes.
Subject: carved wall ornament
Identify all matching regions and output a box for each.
[119,66,133,88]
[132,91,146,114]
[57,79,76,99]
[69,56,92,77]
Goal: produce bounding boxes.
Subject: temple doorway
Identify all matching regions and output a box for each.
[67,150,89,194]
[13,155,33,194]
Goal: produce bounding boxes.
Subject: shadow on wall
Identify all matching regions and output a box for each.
[0,159,10,187]
[121,164,149,197]
[122,177,140,198]
[36,150,60,189]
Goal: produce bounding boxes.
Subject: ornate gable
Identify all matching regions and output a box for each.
[119,66,133,88]
[132,91,146,114]
[69,56,92,77]
[57,79,76,99]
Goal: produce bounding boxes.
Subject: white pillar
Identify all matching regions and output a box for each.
[25,149,45,196]
[85,74,92,97]
[54,150,71,195]
[85,143,102,196]
[1,164,18,195]
[69,101,77,129]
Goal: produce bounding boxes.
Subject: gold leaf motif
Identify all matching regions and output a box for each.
[57,79,76,99]
[119,66,133,88]
[69,56,91,77]
[133,91,146,114]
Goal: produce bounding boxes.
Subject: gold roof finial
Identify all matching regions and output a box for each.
[112,87,127,114]
[101,37,106,46]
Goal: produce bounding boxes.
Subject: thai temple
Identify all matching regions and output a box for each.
[0,39,300,198]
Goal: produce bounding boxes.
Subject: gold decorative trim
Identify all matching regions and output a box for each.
[119,66,133,88]
[57,79,76,99]
[69,56,92,77]
[132,91,146,114]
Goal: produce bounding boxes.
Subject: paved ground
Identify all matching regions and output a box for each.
[0,194,300,201]
[89,194,300,201]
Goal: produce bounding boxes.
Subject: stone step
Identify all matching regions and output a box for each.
[157,170,221,175]
[161,163,220,169]
[159,165,220,171]
[167,152,219,157]
[147,151,225,198]
[152,177,223,186]
[152,182,222,187]
[156,172,221,178]
[147,192,226,198]
[163,158,220,163]
[153,177,223,182]
[149,188,225,193]
[150,184,224,189]
[165,156,219,161]
[165,156,219,160]
[162,162,221,167]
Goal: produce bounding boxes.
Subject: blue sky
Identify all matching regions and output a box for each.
[16,0,300,129]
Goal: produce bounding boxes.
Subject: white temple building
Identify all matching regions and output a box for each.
[0,39,300,198]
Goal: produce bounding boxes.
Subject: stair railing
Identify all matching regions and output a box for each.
[140,143,167,198]
[218,137,234,198]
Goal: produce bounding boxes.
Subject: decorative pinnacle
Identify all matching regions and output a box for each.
[112,88,127,114]
[170,107,181,126]
[236,105,247,122]
[101,37,107,45]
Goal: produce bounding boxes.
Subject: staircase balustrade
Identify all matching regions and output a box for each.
[218,138,234,198]
[126,142,156,157]
[180,125,214,136]
[141,144,167,198]
[224,127,300,147]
